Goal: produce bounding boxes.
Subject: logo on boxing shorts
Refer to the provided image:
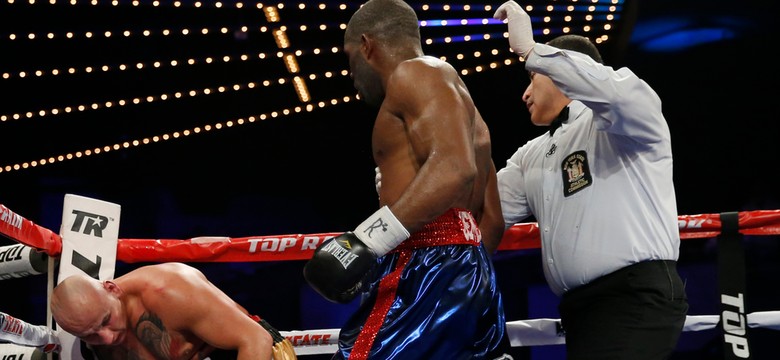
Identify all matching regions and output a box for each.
[70,209,110,237]
[458,211,482,242]
[321,239,359,269]
[560,150,592,197]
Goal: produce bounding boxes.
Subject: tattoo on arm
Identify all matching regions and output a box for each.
[136,312,173,359]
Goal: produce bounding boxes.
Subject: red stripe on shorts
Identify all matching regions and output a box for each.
[349,250,412,360]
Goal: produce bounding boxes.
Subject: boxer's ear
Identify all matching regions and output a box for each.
[103,280,123,296]
[360,34,375,60]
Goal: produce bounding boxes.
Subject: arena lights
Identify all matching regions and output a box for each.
[419,3,494,12]
[0,69,346,123]
[0,47,512,124]
[263,4,280,22]
[1,0,267,9]
[420,18,499,27]
[0,94,357,174]
[2,0,627,173]
[263,4,312,108]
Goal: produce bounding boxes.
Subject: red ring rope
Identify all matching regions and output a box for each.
[1,203,779,263]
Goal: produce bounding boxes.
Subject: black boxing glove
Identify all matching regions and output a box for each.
[303,206,409,303]
[303,232,377,303]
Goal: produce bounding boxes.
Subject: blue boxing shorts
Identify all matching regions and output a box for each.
[333,208,509,360]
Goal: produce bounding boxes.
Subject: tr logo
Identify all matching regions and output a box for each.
[70,210,109,237]
[362,218,388,239]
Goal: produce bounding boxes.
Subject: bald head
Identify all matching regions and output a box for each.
[51,274,107,335]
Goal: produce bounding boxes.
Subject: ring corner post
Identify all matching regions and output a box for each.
[717,211,751,359]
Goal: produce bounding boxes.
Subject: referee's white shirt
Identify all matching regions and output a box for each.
[496,43,680,296]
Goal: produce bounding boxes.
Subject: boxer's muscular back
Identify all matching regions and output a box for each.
[112,264,218,360]
[373,56,494,228]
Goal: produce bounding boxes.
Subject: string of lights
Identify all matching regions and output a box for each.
[0,0,624,174]
[0,55,523,174]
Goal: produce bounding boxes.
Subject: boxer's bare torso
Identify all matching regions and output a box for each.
[92,264,241,360]
[373,56,497,234]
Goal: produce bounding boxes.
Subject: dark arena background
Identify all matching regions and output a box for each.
[1,0,778,359]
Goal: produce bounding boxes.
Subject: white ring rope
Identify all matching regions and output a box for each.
[3,312,779,356]
[0,312,60,353]
[0,244,48,280]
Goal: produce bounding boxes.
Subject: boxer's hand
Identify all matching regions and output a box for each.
[304,206,409,303]
[257,318,297,360]
[303,232,377,303]
[493,1,535,58]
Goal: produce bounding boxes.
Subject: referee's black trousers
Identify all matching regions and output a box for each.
[558,260,689,360]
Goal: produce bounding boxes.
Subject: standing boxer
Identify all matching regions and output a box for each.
[303,0,510,359]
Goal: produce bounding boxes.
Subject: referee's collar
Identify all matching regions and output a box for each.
[549,106,570,136]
